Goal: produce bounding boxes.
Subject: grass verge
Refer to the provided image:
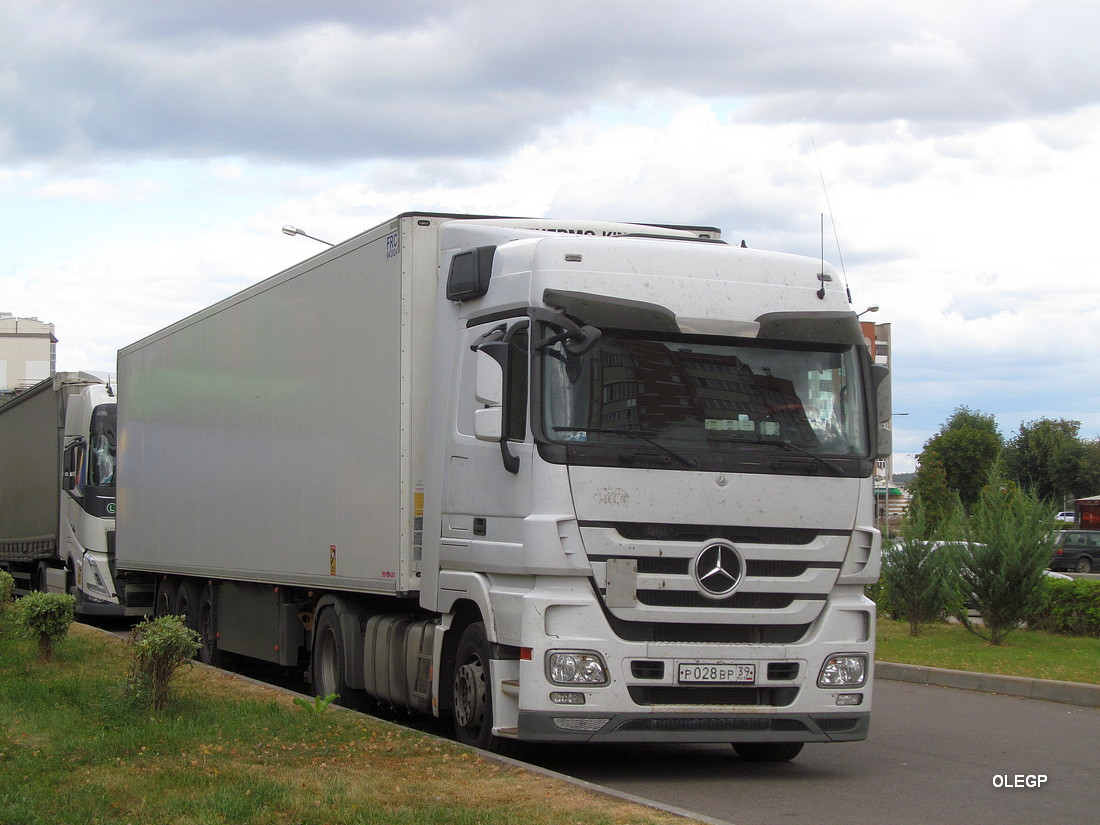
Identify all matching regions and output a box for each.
[0,624,687,825]
[875,619,1100,685]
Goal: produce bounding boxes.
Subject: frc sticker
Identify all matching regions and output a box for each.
[329,545,337,576]
[385,231,399,258]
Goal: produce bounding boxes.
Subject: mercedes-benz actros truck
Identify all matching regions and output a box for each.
[115,212,889,760]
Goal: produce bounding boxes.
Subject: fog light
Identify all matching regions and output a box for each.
[836,693,863,706]
[547,651,609,685]
[550,692,586,705]
[818,654,867,688]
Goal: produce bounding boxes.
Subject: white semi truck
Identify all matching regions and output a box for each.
[115,211,889,759]
[0,372,139,617]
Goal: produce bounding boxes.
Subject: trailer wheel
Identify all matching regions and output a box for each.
[452,622,499,751]
[154,578,177,618]
[175,579,202,636]
[197,582,222,667]
[733,742,804,762]
[312,608,350,704]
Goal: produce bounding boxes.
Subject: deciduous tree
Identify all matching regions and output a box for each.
[919,407,1002,511]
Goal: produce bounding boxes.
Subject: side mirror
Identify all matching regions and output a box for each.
[474,407,503,441]
[471,331,524,474]
[475,347,505,407]
[871,364,892,459]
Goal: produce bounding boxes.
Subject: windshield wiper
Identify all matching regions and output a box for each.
[552,427,699,468]
[753,439,845,476]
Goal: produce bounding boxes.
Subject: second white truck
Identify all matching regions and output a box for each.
[115,211,889,759]
[0,372,139,617]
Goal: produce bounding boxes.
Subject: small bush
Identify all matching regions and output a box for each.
[1033,578,1100,637]
[0,569,15,636]
[128,614,201,710]
[879,499,963,635]
[17,590,76,660]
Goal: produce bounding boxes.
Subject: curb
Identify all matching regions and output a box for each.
[875,660,1100,708]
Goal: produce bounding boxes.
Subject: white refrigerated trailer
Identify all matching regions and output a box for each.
[116,211,889,758]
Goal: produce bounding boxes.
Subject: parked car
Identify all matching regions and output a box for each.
[1049,530,1100,573]
[1055,511,1076,524]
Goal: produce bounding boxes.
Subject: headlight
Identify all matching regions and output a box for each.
[547,651,609,686]
[818,654,868,688]
[83,553,111,598]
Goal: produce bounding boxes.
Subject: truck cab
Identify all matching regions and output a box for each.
[421,220,888,753]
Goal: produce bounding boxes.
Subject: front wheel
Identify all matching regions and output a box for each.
[452,622,499,751]
[1075,556,1093,574]
[733,742,804,762]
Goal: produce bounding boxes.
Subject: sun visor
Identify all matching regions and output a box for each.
[542,289,680,333]
[755,311,863,346]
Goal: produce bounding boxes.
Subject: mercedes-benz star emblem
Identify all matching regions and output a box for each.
[693,543,743,598]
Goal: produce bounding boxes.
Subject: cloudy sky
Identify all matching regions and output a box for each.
[3,0,1099,473]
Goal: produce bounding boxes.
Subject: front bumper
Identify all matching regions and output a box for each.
[517,709,870,743]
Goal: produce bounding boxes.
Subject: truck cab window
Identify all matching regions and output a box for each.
[539,330,871,475]
[88,404,117,487]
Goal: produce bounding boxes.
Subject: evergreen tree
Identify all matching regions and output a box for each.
[908,450,956,536]
[955,466,1054,645]
[881,500,963,636]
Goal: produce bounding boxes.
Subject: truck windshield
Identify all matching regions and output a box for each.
[88,404,116,487]
[539,331,870,474]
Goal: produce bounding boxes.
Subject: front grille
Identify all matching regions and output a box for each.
[584,521,845,641]
[607,522,827,545]
[636,591,799,609]
[628,686,799,707]
[592,555,817,578]
[606,614,812,644]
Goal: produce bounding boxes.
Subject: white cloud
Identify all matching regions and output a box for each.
[3,0,1100,476]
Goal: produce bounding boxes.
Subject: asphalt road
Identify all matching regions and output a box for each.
[521,679,1100,825]
[108,624,1097,825]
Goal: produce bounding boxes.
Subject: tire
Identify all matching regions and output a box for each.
[452,622,501,751]
[196,582,222,667]
[34,561,52,593]
[312,608,350,703]
[733,742,805,762]
[1075,556,1093,574]
[154,577,177,618]
[174,579,202,634]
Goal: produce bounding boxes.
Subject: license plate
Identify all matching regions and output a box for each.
[677,662,756,684]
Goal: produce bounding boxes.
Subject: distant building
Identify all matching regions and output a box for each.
[862,321,905,529]
[0,312,56,400]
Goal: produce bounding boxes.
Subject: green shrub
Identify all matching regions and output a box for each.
[17,590,76,660]
[0,569,15,636]
[956,469,1054,645]
[881,501,964,636]
[1034,578,1100,637]
[127,614,201,710]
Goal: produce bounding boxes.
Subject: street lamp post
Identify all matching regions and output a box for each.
[281,225,334,247]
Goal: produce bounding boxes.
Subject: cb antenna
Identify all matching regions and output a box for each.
[812,137,851,303]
